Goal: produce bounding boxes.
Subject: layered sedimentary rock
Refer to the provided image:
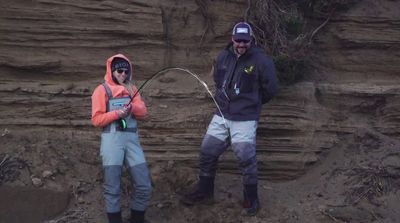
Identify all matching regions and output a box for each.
[1,0,399,180]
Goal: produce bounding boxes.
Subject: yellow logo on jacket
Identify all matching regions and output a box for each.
[244,65,254,74]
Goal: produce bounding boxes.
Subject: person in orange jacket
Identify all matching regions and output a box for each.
[91,54,152,223]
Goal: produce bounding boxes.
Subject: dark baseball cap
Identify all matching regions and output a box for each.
[232,22,253,41]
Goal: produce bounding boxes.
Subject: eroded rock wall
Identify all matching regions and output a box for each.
[1,0,399,180]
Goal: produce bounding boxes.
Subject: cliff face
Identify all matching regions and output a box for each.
[1,0,399,181]
[0,0,243,78]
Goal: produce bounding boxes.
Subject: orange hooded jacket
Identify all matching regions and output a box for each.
[91,54,147,127]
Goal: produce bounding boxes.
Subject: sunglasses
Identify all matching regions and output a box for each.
[116,69,129,74]
[234,39,250,44]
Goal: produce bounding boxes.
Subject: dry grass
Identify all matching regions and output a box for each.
[345,165,400,205]
[0,154,28,185]
[44,207,89,223]
[244,0,356,84]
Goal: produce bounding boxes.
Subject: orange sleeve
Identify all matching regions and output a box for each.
[130,86,148,119]
[91,85,119,127]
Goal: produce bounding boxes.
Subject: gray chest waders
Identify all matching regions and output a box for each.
[100,83,152,213]
[102,83,137,133]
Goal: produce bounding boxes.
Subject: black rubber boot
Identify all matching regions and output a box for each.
[107,212,123,223]
[243,184,260,216]
[130,209,148,223]
[180,176,214,206]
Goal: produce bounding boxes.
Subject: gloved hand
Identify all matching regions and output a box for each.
[117,104,132,118]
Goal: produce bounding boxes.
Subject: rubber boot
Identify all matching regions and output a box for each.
[243,184,260,216]
[180,176,214,206]
[107,212,123,223]
[130,209,147,223]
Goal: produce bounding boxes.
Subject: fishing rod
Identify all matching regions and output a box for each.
[124,68,166,106]
[118,67,227,130]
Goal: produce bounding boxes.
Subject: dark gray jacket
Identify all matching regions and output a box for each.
[213,43,278,121]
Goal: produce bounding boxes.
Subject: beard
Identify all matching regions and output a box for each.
[235,47,248,55]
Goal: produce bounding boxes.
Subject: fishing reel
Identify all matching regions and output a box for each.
[118,118,127,130]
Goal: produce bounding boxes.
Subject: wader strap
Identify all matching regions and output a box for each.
[102,83,114,133]
[102,83,113,112]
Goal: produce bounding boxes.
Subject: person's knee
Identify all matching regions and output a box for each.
[232,142,256,163]
[239,156,257,168]
[135,183,152,201]
[104,183,121,196]
[243,174,258,185]
[199,150,217,162]
[130,182,152,211]
[103,165,122,195]
[199,136,221,165]
[239,156,258,185]
[201,134,227,156]
[128,164,152,198]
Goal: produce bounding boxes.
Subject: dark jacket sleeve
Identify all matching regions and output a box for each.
[259,57,278,104]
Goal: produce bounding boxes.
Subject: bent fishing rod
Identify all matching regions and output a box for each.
[118,67,227,130]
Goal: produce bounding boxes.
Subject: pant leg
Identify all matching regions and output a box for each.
[199,115,230,177]
[100,133,125,213]
[229,120,258,185]
[125,133,152,211]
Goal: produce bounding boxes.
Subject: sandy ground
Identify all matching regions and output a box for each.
[1,119,400,223]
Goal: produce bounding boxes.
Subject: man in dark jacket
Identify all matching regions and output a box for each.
[181,22,278,216]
